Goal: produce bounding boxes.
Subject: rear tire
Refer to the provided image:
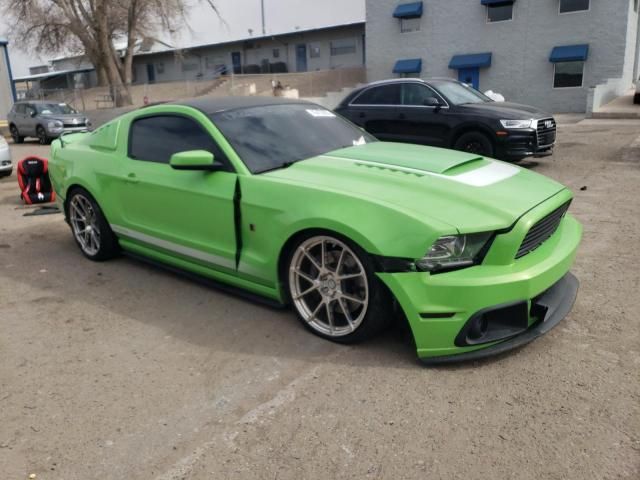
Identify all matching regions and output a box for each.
[286,232,392,344]
[66,188,119,261]
[454,131,494,157]
[10,125,24,144]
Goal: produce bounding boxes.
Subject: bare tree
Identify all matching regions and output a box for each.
[2,0,219,106]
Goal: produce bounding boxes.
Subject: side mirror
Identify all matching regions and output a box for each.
[423,97,441,108]
[29,109,37,117]
[169,150,219,171]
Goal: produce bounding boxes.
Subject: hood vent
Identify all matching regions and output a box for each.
[354,162,426,178]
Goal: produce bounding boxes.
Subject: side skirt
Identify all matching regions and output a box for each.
[119,238,286,310]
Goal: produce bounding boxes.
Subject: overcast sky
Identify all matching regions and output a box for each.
[1,0,365,76]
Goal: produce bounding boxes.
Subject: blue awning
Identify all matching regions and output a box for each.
[481,0,515,5]
[393,58,422,74]
[393,2,423,19]
[549,44,589,62]
[449,53,492,70]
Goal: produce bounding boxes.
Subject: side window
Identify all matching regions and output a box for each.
[129,115,229,167]
[15,104,25,114]
[401,83,440,106]
[352,84,401,105]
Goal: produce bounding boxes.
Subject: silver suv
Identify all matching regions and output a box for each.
[8,101,91,145]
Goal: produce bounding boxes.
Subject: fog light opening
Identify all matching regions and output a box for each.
[467,315,489,341]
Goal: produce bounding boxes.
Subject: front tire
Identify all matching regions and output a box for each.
[36,126,50,145]
[286,233,392,344]
[10,125,24,144]
[454,131,494,157]
[67,188,119,261]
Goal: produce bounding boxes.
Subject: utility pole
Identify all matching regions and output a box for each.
[261,0,266,35]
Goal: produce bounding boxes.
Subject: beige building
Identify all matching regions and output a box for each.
[0,38,16,117]
[132,22,365,84]
[15,22,366,95]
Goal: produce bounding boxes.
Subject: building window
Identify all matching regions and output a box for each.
[182,61,198,72]
[156,63,165,74]
[205,57,216,69]
[559,0,590,14]
[553,61,584,88]
[330,38,357,56]
[487,2,514,23]
[309,45,321,58]
[272,48,280,58]
[400,17,421,33]
[634,0,638,12]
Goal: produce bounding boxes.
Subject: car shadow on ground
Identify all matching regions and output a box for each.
[1,219,426,370]
[516,159,540,169]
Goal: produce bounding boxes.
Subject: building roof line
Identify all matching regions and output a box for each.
[132,21,365,57]
[13,67,94,82]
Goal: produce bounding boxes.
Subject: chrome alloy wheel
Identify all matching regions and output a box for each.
[69,194,101,256]
[289,236,369,337]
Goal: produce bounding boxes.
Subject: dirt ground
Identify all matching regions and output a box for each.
[1,118,639,480]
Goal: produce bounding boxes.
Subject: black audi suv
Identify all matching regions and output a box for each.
[335,78,556,162]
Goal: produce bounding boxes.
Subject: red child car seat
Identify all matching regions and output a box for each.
[17,156,56,204]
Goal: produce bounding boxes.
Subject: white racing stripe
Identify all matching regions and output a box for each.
[323,156,519,187]
[449,160,520,187]
[111,224,235,270]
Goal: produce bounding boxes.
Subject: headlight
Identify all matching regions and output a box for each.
[48,120,63,130]
[416,233,494,273]
[499,119,533,129]
[85,118,92,126]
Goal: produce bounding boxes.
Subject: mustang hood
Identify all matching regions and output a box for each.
[264,142,566,232]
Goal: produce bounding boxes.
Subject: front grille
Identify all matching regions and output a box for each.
[63,122,86,128]
[516,201,570,259]
[1,161,10,166]
[536,117,556,148]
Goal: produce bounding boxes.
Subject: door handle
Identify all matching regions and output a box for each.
[398,113,406,120]
[358,112,366,118]
[125,173,139,184]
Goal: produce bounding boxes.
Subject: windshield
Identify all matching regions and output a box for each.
[430,81,492,106]
[211,104,376,173]
[35,103,77,115]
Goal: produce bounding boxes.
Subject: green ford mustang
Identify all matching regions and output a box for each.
[49,97,582,364]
